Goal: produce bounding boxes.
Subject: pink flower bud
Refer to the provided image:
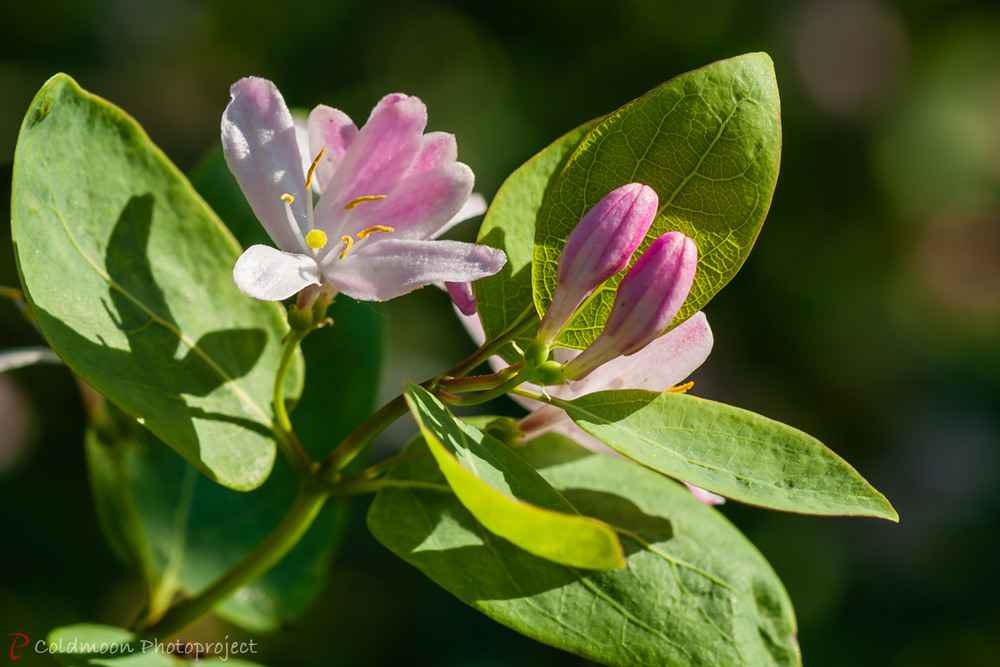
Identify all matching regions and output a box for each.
[561,231,697,380]
[536,183,658,343]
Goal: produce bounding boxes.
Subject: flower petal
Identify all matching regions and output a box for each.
[563,311,713,396]
[323,238,506,302]
[233,244,322,301]
[445,281,478,316]
[307,104,358,194]
[222,77,308,252]
[314,93,427,226]
[684,483,726,506]
[432,193,488,239]
[407,131,457,174]
[337,162,474,239]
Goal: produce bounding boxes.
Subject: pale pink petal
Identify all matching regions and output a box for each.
[222,77,308,252]
[307,105,358,193]
[233,244,322,301]
[565,311,713,397]
[324,238,505,302]
[338,162,474,239]
[431,193,488,239]
[684,483,726,506]
[408,131,457,174]
[294,117,312,186]
[314,94,427,226]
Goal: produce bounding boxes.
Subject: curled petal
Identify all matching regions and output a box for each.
[233,244,322,301]
[307,104,358,193]
[432,193,488,239]
[684,483,726,506]
[567,312,713,396]
[222,77,308,252]
[445,281,478,316]
[314,93,428,224]
[338,162,475,240]
[324,238,506,302]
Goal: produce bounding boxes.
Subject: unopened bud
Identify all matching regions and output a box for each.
[562,231,697,380]
[536,183,658,343]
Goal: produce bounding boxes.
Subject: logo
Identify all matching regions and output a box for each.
[7,633,29,661]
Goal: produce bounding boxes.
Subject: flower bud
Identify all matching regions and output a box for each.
[536,183,658,343]
[562,231,697,380]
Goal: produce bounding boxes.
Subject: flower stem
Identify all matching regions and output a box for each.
[272,330,314,478]
[138,482,328,639]
[437,371,526,406]
[0,285,24,301]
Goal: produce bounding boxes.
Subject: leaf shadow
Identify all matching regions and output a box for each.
[35,194,271,481]
[377,450,677,602]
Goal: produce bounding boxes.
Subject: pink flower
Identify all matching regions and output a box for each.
[537,184,658,343]
[561,232,698,380]
[222,77,504,302]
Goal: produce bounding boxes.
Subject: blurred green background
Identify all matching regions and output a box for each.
[2,0,999,665]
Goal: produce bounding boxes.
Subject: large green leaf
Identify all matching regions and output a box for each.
[533,53,782,349]
[369,433,800,666]
[402,382,624,569]
[557,389,897,520]
[10,74,301,490]
[46,623,266,666]
[473,122,597,362]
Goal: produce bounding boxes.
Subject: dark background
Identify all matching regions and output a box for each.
[2,1,999,665]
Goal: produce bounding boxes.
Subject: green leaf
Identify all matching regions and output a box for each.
[86,422,345,633]
[558,389,897,520]
[533,53,782,349]
[402,382,625,569]
[369,433,800,666]
[46,623,266,666]
[10,74,302,490]
[473,122,597,362]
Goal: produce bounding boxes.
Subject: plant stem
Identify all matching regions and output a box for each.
[139,482,328,639]
[0,285,24,301]
[272,330,314,478]
[437,372,526,406]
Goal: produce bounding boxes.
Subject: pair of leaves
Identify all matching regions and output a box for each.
[369,431,801,666]
[475,53,781,351]
[11,74,300,491]
[403,382,624,569]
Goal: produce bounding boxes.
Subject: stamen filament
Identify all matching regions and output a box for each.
[280,193,310,254]
[344,195,387,210]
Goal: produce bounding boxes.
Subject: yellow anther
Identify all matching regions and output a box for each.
[668,381,694,394]
[344,194,387,210]
[280,193,295,204]
[305,229,328,249]
[356,225,395,238]
[339,235,354,259]
[305,147,326,191]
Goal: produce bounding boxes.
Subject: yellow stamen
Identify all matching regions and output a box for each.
[305,147,326,191]
[339,235,354,259]
[280,193,295,204]
[305,229,328,249]
[356,225,395,238]
[668,381,694,394]
[344,194,387,210]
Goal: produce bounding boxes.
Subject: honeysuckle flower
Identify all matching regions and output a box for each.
[561,231,697,380]
[222,77,506,302]
[537,183,658,343]
[455,306,723,506]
